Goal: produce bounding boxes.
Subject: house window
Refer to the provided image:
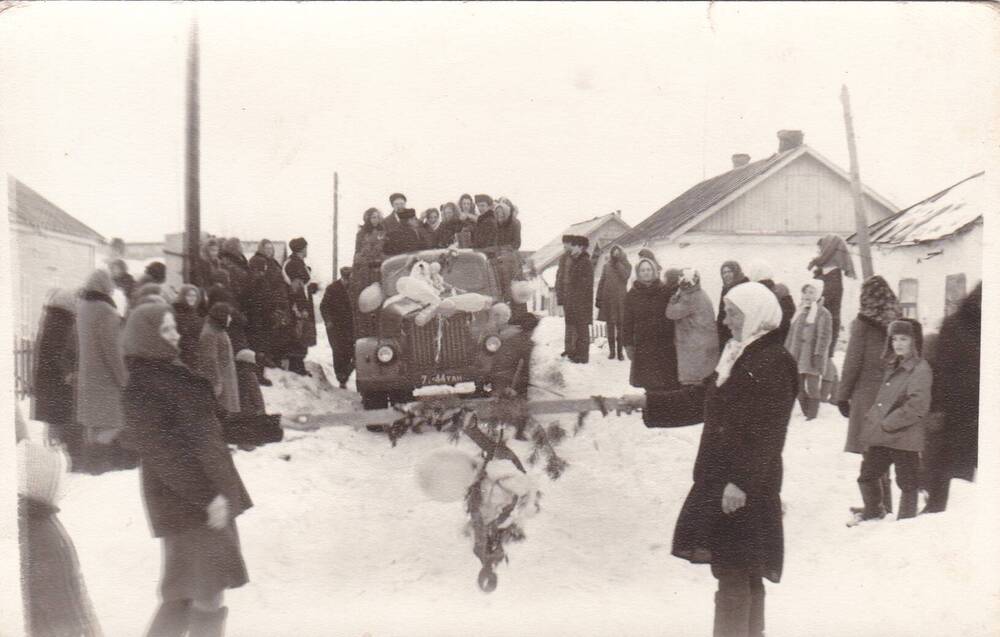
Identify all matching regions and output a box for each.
[945,273,967,317]
[899,278,919,319]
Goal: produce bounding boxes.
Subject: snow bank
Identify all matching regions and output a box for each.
[29,317,995,635]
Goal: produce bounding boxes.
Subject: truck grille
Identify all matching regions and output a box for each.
[407,314,474,370]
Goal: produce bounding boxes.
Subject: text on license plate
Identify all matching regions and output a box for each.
[419,373,467,386]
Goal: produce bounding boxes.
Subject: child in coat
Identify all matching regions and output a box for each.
[784,282,833,419]
[852,318,932,524]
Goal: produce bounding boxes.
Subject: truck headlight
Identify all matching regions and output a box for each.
[376,344,396,364]
[484,335,502,353]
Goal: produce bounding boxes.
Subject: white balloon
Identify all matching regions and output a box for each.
[358,283,384,313]
[450,293,493,313]
[510,280,533,304]
[415,448,481,502]
[397,276,441,305]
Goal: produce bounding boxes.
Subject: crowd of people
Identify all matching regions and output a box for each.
[587,234,981,637]
[30,236,323,474]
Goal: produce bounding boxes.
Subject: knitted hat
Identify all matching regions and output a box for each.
[84,269,114,296]
[474,194,494,206]
[123,303,179,361]
[289,237,308,253]
[885,318,923,357]
[637,249,661,272]
[389,193,407,205]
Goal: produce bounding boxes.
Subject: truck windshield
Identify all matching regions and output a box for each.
[381,251,492,297]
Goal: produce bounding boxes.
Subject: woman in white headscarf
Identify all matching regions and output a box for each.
[639,282,798,637]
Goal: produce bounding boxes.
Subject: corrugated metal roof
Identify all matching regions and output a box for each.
[8,176,106,243]
[856,172,984,246]
[530,213,631,272]
[615,151,790,247]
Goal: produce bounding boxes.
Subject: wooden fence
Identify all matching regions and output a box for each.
[14,337,34,399]
[588,322,607,342]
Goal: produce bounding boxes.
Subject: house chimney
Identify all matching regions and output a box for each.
[731,154,751,168]
[777,130,804,152]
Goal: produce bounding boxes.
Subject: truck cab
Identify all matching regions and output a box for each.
[355,249,504,409]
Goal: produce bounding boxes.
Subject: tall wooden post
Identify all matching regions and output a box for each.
[184,18,202,285]
[841,85,874,280]
[332,172,339,279]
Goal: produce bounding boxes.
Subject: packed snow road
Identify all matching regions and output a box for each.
[47,318,992,636]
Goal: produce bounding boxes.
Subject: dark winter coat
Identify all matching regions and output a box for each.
[283,254,318,349]
[925,284,981,481]
[196,322,240,414]
[434,218,464,249]
[813,267,844,327]
[555,251,571,306]
[472,209,500,254]
[219,250,253,310]
[623,280,678,389]
[247,252,291,352]
[320,279,354,342]
[19,497,102,637]
[717,276,750,345]
[113,272,137,305]
[497,216,521,251]
[122,358,252,537]
[759,279,796,345]
[596,255,632,324]
[32,307,78,425]
[172,301,205,370]
[76,278,128,435]
[860,355,932,453]
[562,251,594,325]
[491,327,534,397]
[644,329,797,584]
[837,315,889,454]
[666,286,719,385]
[383,220,427,256]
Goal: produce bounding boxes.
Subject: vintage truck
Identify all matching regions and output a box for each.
[354,249,507,410]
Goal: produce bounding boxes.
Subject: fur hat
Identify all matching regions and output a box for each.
[123,303,178,361]
[885,318,923,357]
[144,261,167,283]
[397,208,417,221]
[510,312,540,332]
[208,301,233,326]
[389,192,407,205]
[567,235,589,248]
[474,194,494,206]
[289,237,308,253]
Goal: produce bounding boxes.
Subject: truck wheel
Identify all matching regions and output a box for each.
[361,391,389,410]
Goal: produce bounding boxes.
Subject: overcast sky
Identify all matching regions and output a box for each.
[2,2,997,282]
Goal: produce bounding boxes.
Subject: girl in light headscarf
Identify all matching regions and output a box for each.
[785,280,833,419]
[642,281,797,637]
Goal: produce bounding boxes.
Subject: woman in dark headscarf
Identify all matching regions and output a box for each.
[716,260,750,346]
[32,288,82,462]
[808,234,856,357]
[455,194,478,248]
[122,303,252,637]
[836,275,901,513]
[172,284,206,370]
[622,257,679,390]
[595,246,632,360]
[247,239,290,372]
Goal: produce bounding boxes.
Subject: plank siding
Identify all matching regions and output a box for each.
[695,154,893,234]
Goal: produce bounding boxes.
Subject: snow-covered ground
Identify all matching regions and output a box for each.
[20,317,998,636]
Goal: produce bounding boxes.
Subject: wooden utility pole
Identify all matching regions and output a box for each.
[332,172,339,278]
[840,85,874,280]
[183,18,202,285]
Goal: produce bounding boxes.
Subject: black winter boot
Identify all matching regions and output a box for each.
[897,490,918,520]
[714,591,751,637]
[146,600,191,637]
[188,606,227,637]
[922,477,950,514]
[849,479,886,525]
[748,580,765,637]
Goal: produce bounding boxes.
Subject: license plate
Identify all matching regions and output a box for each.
[419,373,468,386]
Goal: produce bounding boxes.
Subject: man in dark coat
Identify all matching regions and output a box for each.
[381,192,409,237]
[283,237,318,375]
[641,282,797,637]
[248,239,291,371]
[922,282,981,513]
[219,238,254,311]
[554,237,573,357]
[383,208,427,256]
[596,246,632,360]
[320,267,356,388]
[562,235,594,364]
